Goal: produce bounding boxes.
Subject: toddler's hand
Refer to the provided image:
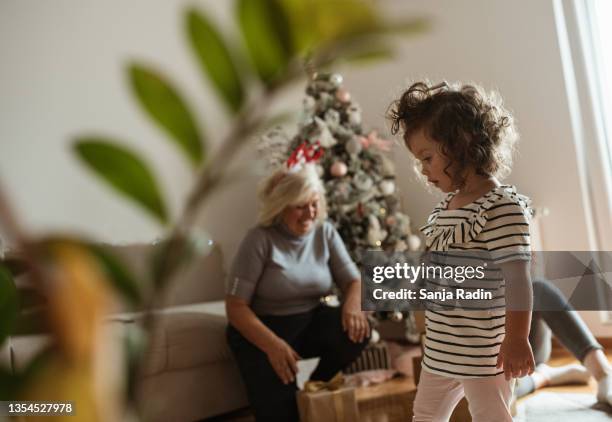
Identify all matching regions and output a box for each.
[496,337,535,380]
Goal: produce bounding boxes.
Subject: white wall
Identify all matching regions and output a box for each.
[1,1,608,333]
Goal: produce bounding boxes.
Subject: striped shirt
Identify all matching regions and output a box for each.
[419,185,532,378]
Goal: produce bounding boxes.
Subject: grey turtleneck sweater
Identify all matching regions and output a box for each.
[226,221,360,316]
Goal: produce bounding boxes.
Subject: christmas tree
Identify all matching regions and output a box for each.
[260,72,422,341]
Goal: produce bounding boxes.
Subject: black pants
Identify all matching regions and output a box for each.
[226,304,369,422]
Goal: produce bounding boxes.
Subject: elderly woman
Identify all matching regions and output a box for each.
[225,163,369,422]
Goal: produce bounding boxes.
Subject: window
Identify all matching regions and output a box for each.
[554,0,612,323]
[588,0,612,169]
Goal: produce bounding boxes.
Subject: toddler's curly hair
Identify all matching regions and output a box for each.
[387,81,518,188]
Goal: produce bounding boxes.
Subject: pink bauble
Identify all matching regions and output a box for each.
[408,234,422,250]
[330,161,348,177]
[335,88,351,103]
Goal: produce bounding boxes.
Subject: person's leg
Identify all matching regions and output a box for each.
[584,348,612,405]
[535,279,612,380]
[462,374,514,422]
[226,311,313,422]
[515,279,594,399]
[532,278,602,361]
[412,370,464,422]
[529,311,552,365]
[514,376,536,399]
[299,305,369,381]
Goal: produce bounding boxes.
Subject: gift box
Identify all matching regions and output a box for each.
[355,376,416,422]
[297,373,360,422]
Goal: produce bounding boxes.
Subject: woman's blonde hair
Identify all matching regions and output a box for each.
[257,164,328,226]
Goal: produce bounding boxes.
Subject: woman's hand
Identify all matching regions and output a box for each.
[264,338,302,385]
[496,336,535,380]
[342,294,370,343]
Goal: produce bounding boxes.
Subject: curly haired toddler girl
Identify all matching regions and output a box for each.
[388,81,535,422]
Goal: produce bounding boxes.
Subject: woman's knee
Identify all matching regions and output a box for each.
[532,277,550,297]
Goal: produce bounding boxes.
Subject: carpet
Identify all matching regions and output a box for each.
[514,392,612,421]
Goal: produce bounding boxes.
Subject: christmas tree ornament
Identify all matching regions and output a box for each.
[335,88,351,103]
[345,137,363,155]
[334,181,351,202]
[303,95,316,115]
[408,234,421,250]
[310,78,335,92]
[360,130,394,151]
[317,92,334,111]
[385,216,397,226]
[313,117,336,148]
[286,141,324,171]
[329,73,343,88]
[391,311,404,322]
[347,104,362,127]
[395,240,408,251]
[298,115,314,129]
[367,229,382,246]
[368,214,381,231]
[367,215,387,247]
[353,171,373,191]
[324,109,341,127]
[330,161,348,177]
[380,180,396,196]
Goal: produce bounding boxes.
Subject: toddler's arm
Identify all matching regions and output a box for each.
[496,260,535,380]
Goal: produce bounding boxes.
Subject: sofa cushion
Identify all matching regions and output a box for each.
[115,302,233,377]
[100,242,226,312]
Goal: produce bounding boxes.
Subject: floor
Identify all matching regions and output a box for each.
[205,348,612,421]
[522,348,610,398]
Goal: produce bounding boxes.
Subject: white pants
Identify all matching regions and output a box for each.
[413,369,515,422]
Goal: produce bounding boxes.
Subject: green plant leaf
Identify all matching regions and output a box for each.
[0,347,53,399]
[236,0,292,86]
[149,230,213,290]
[279,0,379,53]
[86,245,142,306]
[0,365,18,400]
[128,64,204,166]
[123,323,147,402]
[384,18,430,36]
[343,46,394,64]
[73,138,169,224]
[0,265,19,347]
[322,36,395,66]
[279,0,428,60]
[186,9,245,113]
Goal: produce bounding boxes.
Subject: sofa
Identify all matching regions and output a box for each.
[3,242,254,421]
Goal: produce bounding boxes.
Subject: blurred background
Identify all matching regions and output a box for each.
[1,0,611,335]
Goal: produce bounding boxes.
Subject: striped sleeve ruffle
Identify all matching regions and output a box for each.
[419,185,533,252]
